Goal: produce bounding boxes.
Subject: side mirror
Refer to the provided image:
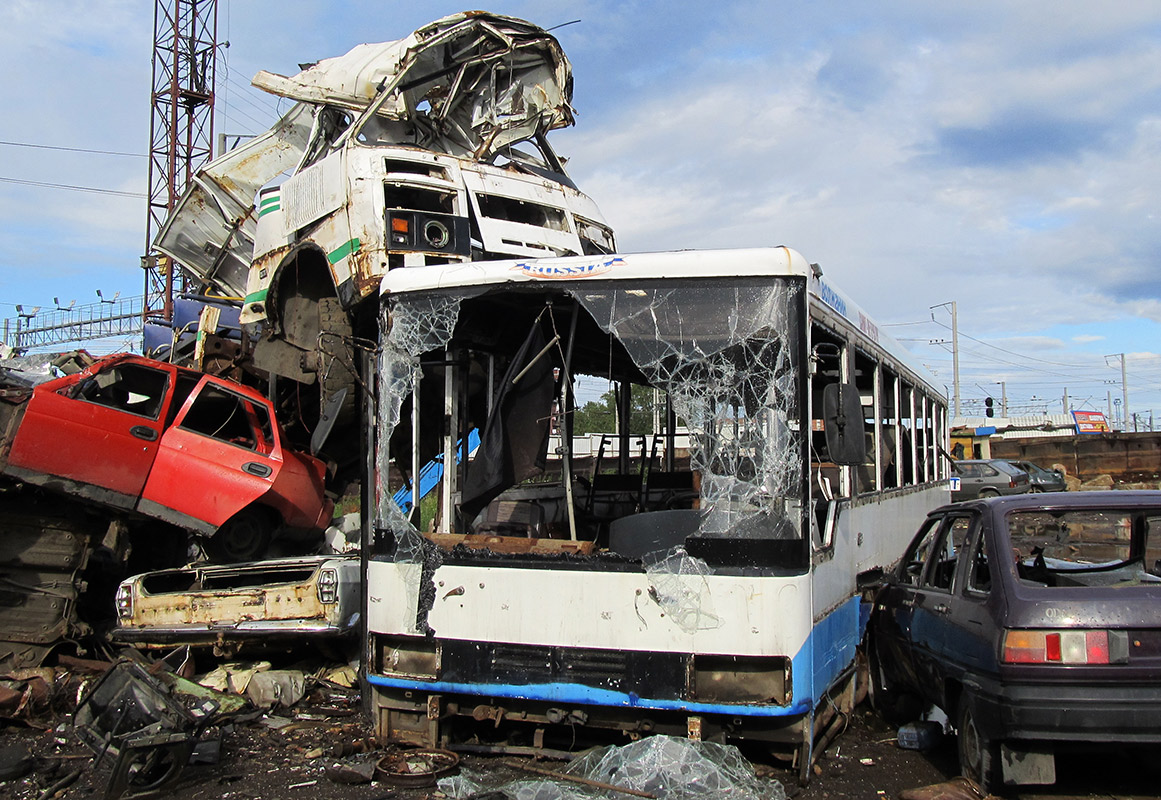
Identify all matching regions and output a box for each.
[823,382,867,466]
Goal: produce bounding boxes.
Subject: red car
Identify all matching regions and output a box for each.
[0,354,333,561]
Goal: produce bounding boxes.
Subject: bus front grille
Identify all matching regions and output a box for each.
[443,640,682,697]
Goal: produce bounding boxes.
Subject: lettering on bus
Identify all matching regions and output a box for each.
[817,281,847,317]
[857,312,880,344]
[513,257,622,280]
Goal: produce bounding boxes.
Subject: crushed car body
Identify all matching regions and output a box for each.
[0,353,333,562]
[113,555,359,654]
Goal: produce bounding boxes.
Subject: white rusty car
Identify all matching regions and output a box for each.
[113,555,359,655]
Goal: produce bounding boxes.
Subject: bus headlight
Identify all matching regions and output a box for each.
[689,655,791,705]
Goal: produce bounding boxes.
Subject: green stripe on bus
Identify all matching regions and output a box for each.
[328,238,361,265]
[244,289,268,304]
[257,202,280,218]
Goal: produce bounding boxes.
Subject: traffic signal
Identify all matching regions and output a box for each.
[985,397,994,418]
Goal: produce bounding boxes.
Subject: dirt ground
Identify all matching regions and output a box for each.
[3,691,1160,800]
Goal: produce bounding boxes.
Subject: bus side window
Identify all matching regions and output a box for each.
[810,324,848,499]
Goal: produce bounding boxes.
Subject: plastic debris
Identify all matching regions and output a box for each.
[643,548,722,633]
[198,661,272,694]
[245,669,306,709]
[897,720,943,751]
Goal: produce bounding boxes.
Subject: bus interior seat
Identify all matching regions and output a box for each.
[640,470,697,511]
[608,508,702,560]
[473,500,545,539]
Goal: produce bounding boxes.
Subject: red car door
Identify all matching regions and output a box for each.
[139,379,283,533]
[5,358,175,509]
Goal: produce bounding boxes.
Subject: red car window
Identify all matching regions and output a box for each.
[178,384,261,451]
[70,363,169,420]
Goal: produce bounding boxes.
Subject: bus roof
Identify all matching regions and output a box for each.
[379,246,945,398]
[378,247,814,293]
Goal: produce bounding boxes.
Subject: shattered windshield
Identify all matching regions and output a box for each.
[374,276,805,566]
[573,281,803,538]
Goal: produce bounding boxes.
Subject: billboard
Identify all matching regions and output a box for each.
[1072,410,1110,434]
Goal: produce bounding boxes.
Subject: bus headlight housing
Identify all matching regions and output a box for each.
[689,654,791,705]
[377,635,441,680]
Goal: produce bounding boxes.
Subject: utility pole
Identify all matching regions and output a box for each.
[1063,388,1069,415]
[1105,354,1129,431]
[997,381,1007,417]
[931,302,961,418]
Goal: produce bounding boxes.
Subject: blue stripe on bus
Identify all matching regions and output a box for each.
[798,595,863,707]
[367,595,868,719]
[367,672,815,717]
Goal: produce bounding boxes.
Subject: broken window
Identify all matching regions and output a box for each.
[73,363,169,420]
[1008,510,1159,587]
[373,276,807,570]
[178,385,263,452]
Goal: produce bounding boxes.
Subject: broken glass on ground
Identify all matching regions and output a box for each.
[438,735,785,800]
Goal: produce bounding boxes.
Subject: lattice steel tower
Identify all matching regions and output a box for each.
[143,0,218,322]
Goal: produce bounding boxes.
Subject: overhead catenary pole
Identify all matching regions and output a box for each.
[144,0,219,323]
[1105,353,1129,431]
[931,302,961,418]
[951,301,960,418]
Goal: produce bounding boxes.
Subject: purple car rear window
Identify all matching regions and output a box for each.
[1009,510,1133,565]
[1006,509,1161,588]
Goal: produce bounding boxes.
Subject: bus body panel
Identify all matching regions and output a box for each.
[370,562,813,656]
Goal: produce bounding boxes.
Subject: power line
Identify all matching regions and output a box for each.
[0,140,145,158]
[0,176,145,198]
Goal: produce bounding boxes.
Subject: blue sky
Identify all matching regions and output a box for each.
[3,1,1161,427]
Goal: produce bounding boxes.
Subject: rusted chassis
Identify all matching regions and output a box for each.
[369,660,862,781]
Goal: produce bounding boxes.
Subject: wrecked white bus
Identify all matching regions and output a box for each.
[364,246,949,778]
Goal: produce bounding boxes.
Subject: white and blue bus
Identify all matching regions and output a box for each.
[363,246,948,779]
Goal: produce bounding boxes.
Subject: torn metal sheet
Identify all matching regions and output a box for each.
[255,12,574,160]
[154,102,316,297]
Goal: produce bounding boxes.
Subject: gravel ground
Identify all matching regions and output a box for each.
[3,696,1159,800]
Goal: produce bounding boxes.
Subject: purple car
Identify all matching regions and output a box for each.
[869,491,1161,792]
